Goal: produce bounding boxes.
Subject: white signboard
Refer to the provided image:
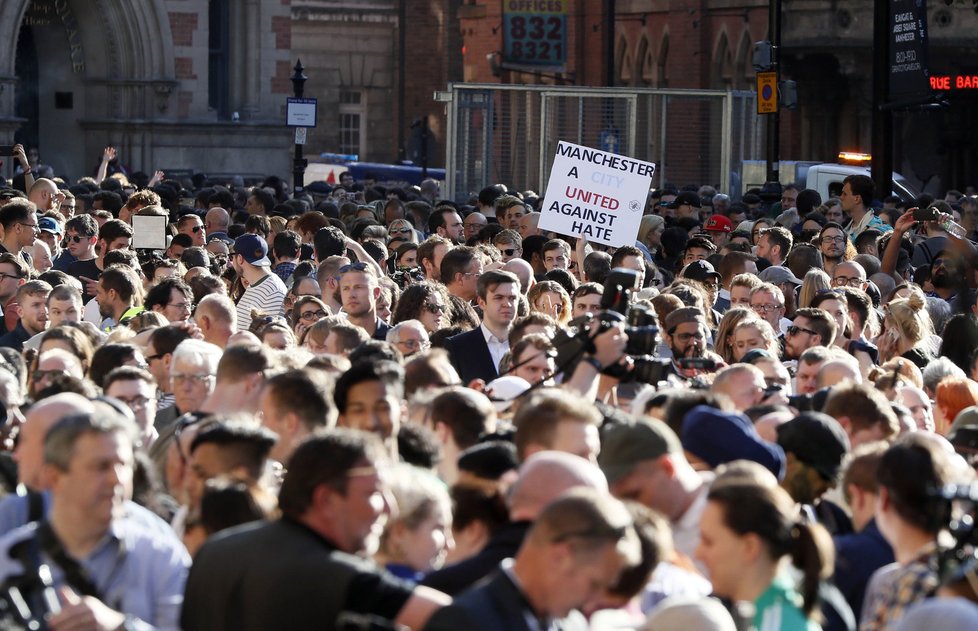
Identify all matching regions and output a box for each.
[539,141,655,248]
[131,215,168,250]
[286,98,317,127]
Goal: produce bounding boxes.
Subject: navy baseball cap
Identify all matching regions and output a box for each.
[38,217,62,235]
[232,233,271,267]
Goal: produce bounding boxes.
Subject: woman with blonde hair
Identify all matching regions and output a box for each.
[797,268,832,309]
[387,218,418,245]
[637,214,666,261]
[714,307,754,364]
[731,317,780,363]
[877,288,934,368]
[527,280,572,327]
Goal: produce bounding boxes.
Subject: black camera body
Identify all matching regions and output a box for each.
[552,267,671,385]
[389,266,424,289]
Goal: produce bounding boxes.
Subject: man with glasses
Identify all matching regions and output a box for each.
[386,320,430,357]
[441,246,484,304]
[0,198,38,267]
[662,307,719,378]
[104,366,159,448]
[0,253,27,335]
[338,260,390,340]
[492,229,522,263]
[178,213,207,247]
[831,261,869,292]
[819,222,849,277]
[232,233,287,331]
[463,211,488,242]
[784,307,838,361]
[750,283,790,356]
[144,276,194,323]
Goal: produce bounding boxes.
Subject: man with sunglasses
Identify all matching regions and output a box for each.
[67,218,132,302]
[177,213,206,247]
[784,307,837,361]
[231,233,286,332]
[463,211,488,242]
[0,198,39,268]
[492,230,522,263]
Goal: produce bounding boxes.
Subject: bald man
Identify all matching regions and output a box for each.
[502,257,535,295]
[816,358,862,390]
[204,207,231,243]
[27,178,60,213]
[195,294,237,348]
[0,394,96,533]
[422,450,607,595]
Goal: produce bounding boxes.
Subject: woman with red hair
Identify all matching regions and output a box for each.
[934,376,978,435]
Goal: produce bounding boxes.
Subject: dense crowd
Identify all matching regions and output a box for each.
[0,142,974,630]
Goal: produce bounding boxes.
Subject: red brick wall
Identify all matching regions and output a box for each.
[272,15,291,50]
[168,12,198,47]
[175,56,196,80]
[271,60,292,94]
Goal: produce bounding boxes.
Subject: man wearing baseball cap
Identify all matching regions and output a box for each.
[702,214,733,248]
[598,419,712,570]
[37,215,63,263]
[231,233,286,331]
[666,191,701,220]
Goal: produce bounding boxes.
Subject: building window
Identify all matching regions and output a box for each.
[209,0,231,119]
[338,90,365,158]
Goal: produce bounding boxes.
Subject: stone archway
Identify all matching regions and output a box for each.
[0,0,176,178]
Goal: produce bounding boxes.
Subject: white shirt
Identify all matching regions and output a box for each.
[481,323,509,374]
[672,471,714,577]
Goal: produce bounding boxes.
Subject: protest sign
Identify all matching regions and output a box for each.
[539,141,655,247]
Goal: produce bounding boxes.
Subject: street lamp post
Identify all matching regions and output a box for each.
[291,60,308,196]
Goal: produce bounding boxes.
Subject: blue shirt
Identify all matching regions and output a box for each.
[0,495,189,631]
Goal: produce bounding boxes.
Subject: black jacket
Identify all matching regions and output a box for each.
[444,327,499,385]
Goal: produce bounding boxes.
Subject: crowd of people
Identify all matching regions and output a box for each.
[0,141,973,630]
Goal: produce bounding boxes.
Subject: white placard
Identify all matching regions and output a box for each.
[538,141,655,248]
[286,98,317,127]
[131,215,168,250]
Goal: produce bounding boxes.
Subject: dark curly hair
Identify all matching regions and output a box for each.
[391,280,450,326]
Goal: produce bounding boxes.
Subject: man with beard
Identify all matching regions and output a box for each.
[819,222,849,277]
[662,307,722,379]
[95,265,143,330]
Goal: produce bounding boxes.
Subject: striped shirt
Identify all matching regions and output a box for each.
[236,272,287,331]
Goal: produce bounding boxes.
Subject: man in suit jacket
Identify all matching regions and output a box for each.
[446,269,521,385]
[424,487,640,631]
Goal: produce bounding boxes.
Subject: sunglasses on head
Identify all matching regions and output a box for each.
[339,262,369,273]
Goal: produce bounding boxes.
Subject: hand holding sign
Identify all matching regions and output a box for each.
[538,141,655,248]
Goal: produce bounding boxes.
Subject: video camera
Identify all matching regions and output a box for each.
[552,268,671,384]
[930,483,978,587]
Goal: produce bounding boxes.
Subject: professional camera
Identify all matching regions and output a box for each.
[552,268,671,385]
[930,483,978,586]
[389,266,424,289]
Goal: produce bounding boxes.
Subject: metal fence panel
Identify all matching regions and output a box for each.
[444,84,759,203]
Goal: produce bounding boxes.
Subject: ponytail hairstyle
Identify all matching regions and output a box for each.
[707,482,834,618]
[884,287,933,347]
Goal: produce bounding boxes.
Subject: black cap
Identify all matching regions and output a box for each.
[776,412,850,480]
[681,260,722,283]
[666,191,702,209]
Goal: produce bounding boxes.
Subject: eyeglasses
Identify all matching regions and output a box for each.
[498,248,516,256]
[750,303,781,313]
[255,315,288,328]
[0,273,20,281]
[32,369,70,382]
[171,373,214,386]
[832,276,865,287]
[18,222,38,231]
[820,236,846,245]
[68,235,87,243]
[114,395,153,411]
[339,262,369,274]
[190,225,203,233]
[167,302,192,312]
[933,258,949,267]
[787,325,818,337]
[390,228,412,235]
[299,309,327,321]
[423,303,446,314]
[675,331,705,342]
[396,338,430,351]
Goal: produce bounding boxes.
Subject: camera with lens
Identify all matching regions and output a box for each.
[389,266,425,289]
[552,268,671,385]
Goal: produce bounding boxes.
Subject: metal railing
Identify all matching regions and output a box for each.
[442,83,761,202]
